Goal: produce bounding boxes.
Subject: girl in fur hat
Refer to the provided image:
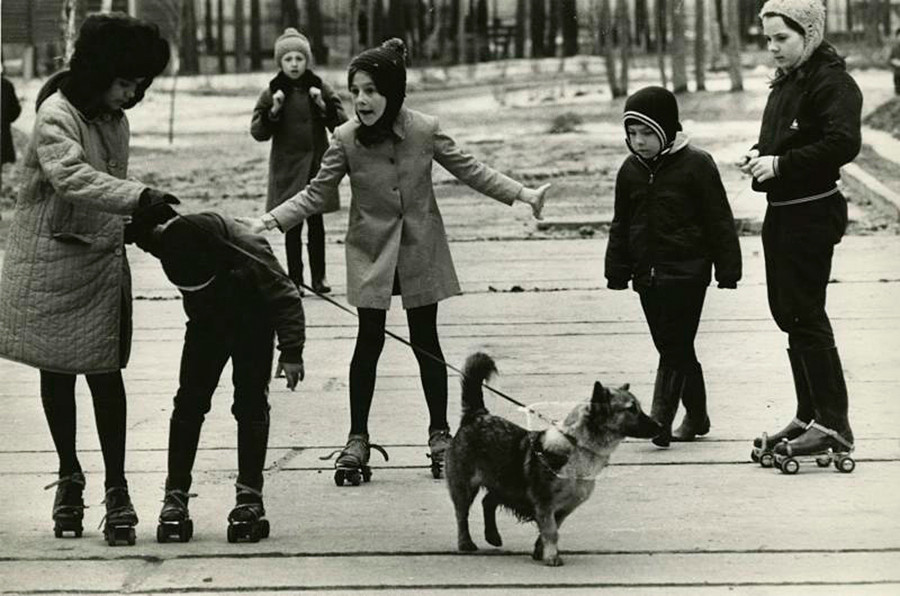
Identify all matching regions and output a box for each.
[0,13,174,544]
[739,0,862,470]
[241,38,549,484]
[251,28,347,297]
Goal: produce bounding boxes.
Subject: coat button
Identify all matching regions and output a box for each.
[389,158,395,164]
[108,160,118,168]
[115,248,123,256]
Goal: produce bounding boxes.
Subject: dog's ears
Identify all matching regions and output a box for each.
[618,383,630,392]
[591,381,610,404]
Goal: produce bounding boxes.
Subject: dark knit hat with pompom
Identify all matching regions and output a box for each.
[623,86,682,150]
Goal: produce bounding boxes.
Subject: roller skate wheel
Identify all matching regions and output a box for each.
[431,463,443,479]
[760,453,774,468]
[181,520,193,542]
[259,519,270,539]
[836,456,855,473]
[781,458,799,475]
[361,467,372,483]
[750,449,760,463]
[54,526,63,539]
[227,524,237,543]
[816,456,831,468]
[347,470,362,486]
[75,528,83,538]
[156,524,168,543]
[334,469,345,486]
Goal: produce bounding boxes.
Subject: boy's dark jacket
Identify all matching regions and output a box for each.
[605,137,742,290]
[752,46,862,205]
[135,212,305,364]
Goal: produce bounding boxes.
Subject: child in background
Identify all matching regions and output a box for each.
[0,13,172,545]
[241,38,548,484]
[251,28,347,295]
[127,209,304,543]
[605,86,742,447]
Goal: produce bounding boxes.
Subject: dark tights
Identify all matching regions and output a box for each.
[349,303,448,435]
[40,370,128,489]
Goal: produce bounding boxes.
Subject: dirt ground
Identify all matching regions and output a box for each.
[2,68,899,244]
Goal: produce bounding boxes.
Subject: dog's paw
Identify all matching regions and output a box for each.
[544,554,564,567]
[458,539,479,552]
[485,530,503,547]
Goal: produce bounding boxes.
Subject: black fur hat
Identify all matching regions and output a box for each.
[61,13,170,113]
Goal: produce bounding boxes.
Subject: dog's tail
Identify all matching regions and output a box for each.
[460,352,497,423]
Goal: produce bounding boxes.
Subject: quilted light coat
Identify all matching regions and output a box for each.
[268,107,524,309]
[0,91,145,373]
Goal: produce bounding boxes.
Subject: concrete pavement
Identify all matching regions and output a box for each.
[1,231,899,594]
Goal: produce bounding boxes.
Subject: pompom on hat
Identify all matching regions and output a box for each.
[274,28,312,66]
[622,86,682,152]
[759,0,826,69]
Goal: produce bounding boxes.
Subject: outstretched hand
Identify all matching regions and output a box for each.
[280,361,305,391]
[520,183,550,220]
[235,216,267,234]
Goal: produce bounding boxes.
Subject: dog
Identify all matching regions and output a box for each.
[445,352,661,566]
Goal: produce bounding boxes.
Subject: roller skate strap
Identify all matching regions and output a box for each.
[43,474,86,490]
[162,489,197,508]
[235,483,263,498]
[792,417,813,430]
[808,421,854,451]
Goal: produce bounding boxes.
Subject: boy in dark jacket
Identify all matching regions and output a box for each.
[605,86,742,447]
[128,209,305,542]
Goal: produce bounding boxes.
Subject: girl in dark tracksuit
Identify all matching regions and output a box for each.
[741,0,861,461]
[606,86,742,447]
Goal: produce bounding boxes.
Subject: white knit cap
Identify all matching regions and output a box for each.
[760,0,826,68]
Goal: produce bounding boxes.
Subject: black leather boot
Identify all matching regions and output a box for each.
[671,365,710,442]
[650,368,685,447]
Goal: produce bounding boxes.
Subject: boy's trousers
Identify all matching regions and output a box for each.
[762,192,847,351]
[638,285,707,371]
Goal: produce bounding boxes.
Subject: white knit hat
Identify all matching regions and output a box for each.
[760,0,826,68]
[274,28,311,66]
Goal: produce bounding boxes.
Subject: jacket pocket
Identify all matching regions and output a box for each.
[48,199,95,245]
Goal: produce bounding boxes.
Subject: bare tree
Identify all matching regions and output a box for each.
[250,0,262,70]
[234,0,247,72]
[456,0,467,63]
[655,0,667,87]
[669,0,688,93]
[350,0,360,56]
[530,0,545,57]
[863,0,882,46]
[306,0,329,63]
[515,0,526,58]
[615,0,631,95]
[599,0,625,97]
[724,0,743,91]
[694,0,706,91]
[217,0,226,73]
[281,0,300,29]
[205,0,216,53]
[62,0,78,64]
[561,0,578,56]
[181,0,200,74]
[546,0,559,56]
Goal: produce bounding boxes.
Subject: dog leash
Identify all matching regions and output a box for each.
[171,212,596,454]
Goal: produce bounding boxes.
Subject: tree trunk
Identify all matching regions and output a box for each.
[373,0,384,46]
[694,0,706,91]
[477,0,490,61]
[350,0,360,56]
[669,0,687,93]
[864,0,882,46]
[707,0,722,71]
[205,0,215,53]
[600,0,624,97]
[546,0,559,56]
[62,0,78,65]
[616,0,631,96]
[249,0,262,70]
[561,0,578,56]
[635,0,649,50]
[530,0,545,57]
[217,0,227,73]
[724,0,743,91]
[456,0,467,63]
[281,0,300,28]
[515,0,526,57]
[306,0,329,63]
[655,0,667,87]
[181,0,200,74]
[234,0,246,72]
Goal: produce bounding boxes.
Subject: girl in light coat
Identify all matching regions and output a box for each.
[0,14,173,542]
[242,38,548,483]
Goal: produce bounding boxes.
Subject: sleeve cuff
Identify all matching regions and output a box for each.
[278,347,303,364]
[262,213,281,231]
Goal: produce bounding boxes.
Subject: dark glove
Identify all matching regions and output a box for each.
[717,280,737,289]
[607,279,629,290]
[134,188,180,226]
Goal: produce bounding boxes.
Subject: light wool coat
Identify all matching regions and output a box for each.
[0,92,145,373]
[269,108,524,309]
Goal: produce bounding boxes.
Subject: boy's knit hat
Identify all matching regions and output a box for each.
[274,28,312,66]
[623,86,681,149]
[759,0,826,68]
[348,38,408,118]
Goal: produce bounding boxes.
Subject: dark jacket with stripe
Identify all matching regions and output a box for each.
[752,46,862,206]
[605,136,742,290]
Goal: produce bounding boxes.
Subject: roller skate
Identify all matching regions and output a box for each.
[156,489,196,543]
[44,472,86,538]
[321,433,389,486]
[100,486,138,546]
[226,483,269,543]
[426,428,453,479]
[751,417,810,468]
[773,421,856,475]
